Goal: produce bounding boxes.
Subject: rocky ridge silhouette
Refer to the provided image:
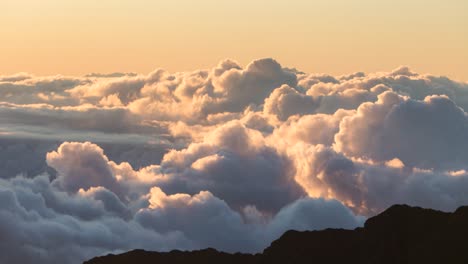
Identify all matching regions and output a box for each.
[85,204,468,264]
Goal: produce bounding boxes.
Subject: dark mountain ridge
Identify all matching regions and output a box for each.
[85,204,468,264]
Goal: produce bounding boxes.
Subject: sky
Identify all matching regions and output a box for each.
[2,1,468,264]
[0,0,467,80]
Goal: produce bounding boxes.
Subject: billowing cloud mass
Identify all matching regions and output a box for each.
[1,59,468,263]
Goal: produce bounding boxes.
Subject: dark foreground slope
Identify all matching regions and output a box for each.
[85,205,468,264]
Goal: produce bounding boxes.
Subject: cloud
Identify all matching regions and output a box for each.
[0,59,468,263]
[136,187,258,252]
[46,142,124,196]
[289,143,468,215]
[137,188,362,252]
[265,197,364,241]
[264,85,320,121]
[84,72,138,78]
[0,176,189,264]
[0,144,362,263]
[335,91,468,170]
[270,109,353,149]
[210,58,298,113]
[155,121,306,213]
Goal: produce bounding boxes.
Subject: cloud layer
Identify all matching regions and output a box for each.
[1,59,467,263]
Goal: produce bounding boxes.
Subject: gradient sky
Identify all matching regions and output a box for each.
[1,0,467,80]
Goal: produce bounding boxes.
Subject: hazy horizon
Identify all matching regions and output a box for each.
[1,0,467,80]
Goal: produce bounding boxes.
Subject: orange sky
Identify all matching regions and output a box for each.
[0,0,467,80]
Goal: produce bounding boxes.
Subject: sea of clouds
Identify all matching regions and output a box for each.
[1,58,468,263]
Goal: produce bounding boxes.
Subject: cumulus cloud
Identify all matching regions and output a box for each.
[138,188,362,252]
[270,109,353,149]
[288,143,468,215]
[0,176,188,264]
[155,121,306,213]
[1,59,468,263]
[335,91,468,170]
[0,142,362,263]
[264,85,320,121]
[47,142,124,196]
[210,58,297,113]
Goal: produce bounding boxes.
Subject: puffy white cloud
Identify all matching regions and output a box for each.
[0,143,363,263]
[210,58,297,113]
[136,187,258,252]
[46,142,163,205]
[270,109,353,149]
[335,91,468,170]
[0,177,189,264]
[289,143,468,215]
[47,142,125,196]
[137,187,363,253]
[155,121,306,212]
[265,197,364,241]
[264,85,320,121]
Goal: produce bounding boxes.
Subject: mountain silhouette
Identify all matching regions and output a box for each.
[84,204,468,264]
